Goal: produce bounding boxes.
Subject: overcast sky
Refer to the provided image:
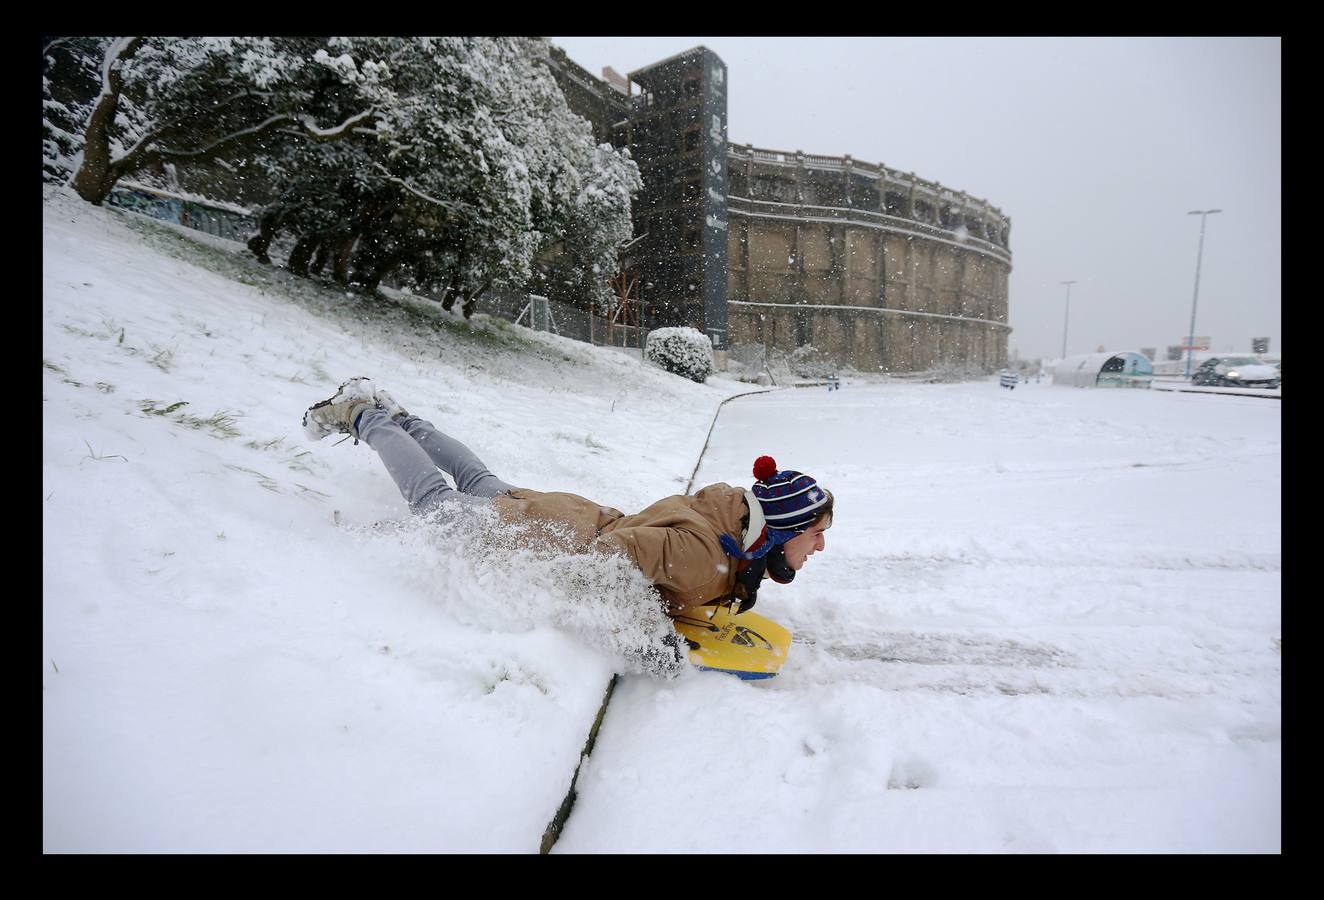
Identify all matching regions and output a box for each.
[551,37,1281,360]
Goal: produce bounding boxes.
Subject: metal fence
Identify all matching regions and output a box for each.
[480,288,654,352]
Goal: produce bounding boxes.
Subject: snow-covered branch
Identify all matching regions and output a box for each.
[150,108,377,163]
[293,108,378,139]
[368,161,472,215]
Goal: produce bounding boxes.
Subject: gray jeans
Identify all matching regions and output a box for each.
[356,408,518,515]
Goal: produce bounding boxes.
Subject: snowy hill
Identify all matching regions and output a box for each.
[44,187,1280,854]
[42,187,745,852]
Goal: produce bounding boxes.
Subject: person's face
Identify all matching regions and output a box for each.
[782,516,831,571]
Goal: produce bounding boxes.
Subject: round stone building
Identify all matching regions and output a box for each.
[725,145,1012,374]
[547,43,1014,375]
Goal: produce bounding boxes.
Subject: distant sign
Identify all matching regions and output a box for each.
[1183,336,1211,351]
[1166,345,1184,361]
[1252,337,1270,354]
[1139,347,1157,361]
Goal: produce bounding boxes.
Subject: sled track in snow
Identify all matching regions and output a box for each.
[807,631,1079,670]
[828,550,1281,578]
[782,633,1279,703]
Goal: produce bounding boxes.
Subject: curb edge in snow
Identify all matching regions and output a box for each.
[538,385,778,854]
[683,387,780,495]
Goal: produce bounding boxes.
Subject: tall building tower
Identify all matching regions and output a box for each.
[627,47,729,350]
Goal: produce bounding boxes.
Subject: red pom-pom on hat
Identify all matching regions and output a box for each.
[753,455,779,482]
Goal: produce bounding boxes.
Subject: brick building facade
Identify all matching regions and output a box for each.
[548,44,1013,372]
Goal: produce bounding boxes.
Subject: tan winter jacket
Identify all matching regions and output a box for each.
[491,483,756,613]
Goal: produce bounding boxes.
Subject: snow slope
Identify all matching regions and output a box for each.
[556,382,1280,852]
[42,188,745,852]
[43,187,1279,853]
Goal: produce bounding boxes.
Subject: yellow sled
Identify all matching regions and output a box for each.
[670,604,792,680]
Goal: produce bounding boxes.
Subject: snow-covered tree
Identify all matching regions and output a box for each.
[241,37,640,314]
[335,36,641,308]
[45,37,377,205]
[45,36,642,319]
[533,140,642,313]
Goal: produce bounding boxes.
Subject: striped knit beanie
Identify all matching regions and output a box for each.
[719,455,831,561]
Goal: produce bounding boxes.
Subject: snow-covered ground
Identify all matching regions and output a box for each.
[43,189,1279,853]
[42,189,744,852]
[558,382,1280,852]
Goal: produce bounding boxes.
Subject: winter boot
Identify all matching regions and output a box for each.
[372,385,410,421]
[302,377,378,442]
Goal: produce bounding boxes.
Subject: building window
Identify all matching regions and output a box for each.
[683,77,700,99]
[684,129,701,152]
[853,184,880,211]
[752,175,797,205]
[884,191,907,216]
[803,176,838,208]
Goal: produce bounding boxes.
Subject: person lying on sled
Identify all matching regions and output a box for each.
[303,378,834,618]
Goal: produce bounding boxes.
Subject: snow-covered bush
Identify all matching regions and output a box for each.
[645,327,714,383]
[789,344,834,378]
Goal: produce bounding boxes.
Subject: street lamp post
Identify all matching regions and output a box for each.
[1060,280,1076,360]
[1184,209,1222,379]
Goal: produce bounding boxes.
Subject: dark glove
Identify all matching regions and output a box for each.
[731,557,765,614]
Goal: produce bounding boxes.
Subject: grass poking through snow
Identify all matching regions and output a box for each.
[139,399,242,439]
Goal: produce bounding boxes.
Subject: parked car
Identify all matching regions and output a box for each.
[1191,356,1280,388]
